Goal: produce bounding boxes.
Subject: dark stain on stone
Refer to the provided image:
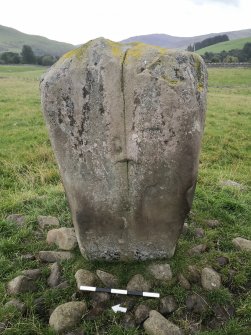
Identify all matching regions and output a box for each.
[146,127,162,132]
[58,108,63,124]
[174,68,185,81]
[82,86,89,99]
[62,94,75,127]
[99,105,105,115]
[99,83,104,93]
[82,102,90,120]
[134,95,140,105]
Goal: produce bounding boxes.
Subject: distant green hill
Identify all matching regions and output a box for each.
[197,37,251,55]
[0,25,75,56]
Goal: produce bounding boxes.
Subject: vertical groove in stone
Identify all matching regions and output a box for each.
[121,49,129,193]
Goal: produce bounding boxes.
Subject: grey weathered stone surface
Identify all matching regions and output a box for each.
[75,269,96,289]
[47,227,78,250]
[232,237,251,251]
[159,295,177,315]
[38,251,74,262]
[134,304,150,325]
[49,301,86,333]
[186,294,208,314]
[220,180,244,189]
[38,215,60,229]
[6,214,25,226]
[205,219,220,228]
[188,244,207,256]
[41,38,207,260]
[186,265,201,284]
[148,263,172,281]
[56,281,69,289]
[201,267,221,291]
[47,262,61,287]
[177,273,191,290]
[5,299,26,314]
[143,310,183,335]
[127,274,151,292]
[21,269,42,280]
[7,275,36,295]
[90,292,110,307]
[96,269,118,287]
[194,227,204,238]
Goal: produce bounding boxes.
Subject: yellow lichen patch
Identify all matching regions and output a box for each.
[191,53,203,78]
[125,43,167,62]
[59,42,91,62]
[197,83,204,92]
[106,40,124,58]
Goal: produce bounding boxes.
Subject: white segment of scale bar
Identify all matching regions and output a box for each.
[80,286,96,291]
[111,289,127,295]
[143,292,160,298]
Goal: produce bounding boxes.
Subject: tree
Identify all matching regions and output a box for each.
[224,55,239,63]
[243,43,251,61]
[0,52,20,64]
[21,45,36,64]
[41,55,55,66]
[188,34,229,51]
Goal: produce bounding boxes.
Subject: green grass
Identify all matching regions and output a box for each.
[197,37,251,55]
[0,25,74,56]
[0,65,250,334]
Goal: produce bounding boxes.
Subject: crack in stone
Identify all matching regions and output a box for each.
[121,48,129,193]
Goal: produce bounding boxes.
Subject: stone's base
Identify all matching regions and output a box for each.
[76,222,179,261]
[41,38,207,260]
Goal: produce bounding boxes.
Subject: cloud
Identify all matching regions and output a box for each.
[192,0,240,6]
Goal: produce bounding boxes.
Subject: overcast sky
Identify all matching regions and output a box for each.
[1,0,250,45]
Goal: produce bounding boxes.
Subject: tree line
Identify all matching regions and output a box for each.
[0,45,58,66]
[201,42,251,63]
[187,34,229,52]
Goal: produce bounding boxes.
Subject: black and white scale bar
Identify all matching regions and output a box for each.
[80,285,160,298]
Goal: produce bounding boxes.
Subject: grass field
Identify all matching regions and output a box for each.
[0,65,250,334]
[197,36,251,55]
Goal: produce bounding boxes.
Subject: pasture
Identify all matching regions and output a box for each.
[0,65,250,334]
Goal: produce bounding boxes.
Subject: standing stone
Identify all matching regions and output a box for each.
[41,38,207,260]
